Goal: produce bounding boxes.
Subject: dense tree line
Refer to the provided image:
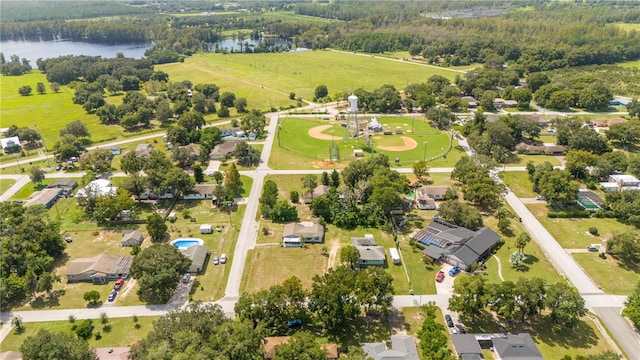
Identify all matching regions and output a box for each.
[604,191,640,229]
[0,203,66,308]
[451,155,504,209]
[449,275,586,328]
[236,266,393,335]
[310,155,408,228]
[0,1,152,23]
[0,53,32,76]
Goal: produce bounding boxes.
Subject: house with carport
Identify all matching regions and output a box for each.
[65,254,133,284]
[282,222,325,247]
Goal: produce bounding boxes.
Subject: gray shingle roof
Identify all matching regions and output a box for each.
[492,333,543,360]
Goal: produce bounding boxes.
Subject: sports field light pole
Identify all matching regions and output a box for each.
[423,141,428,162]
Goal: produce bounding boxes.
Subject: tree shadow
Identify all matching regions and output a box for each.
[327,314,392,348]
[30,290,63,309]
[523,254,539,265]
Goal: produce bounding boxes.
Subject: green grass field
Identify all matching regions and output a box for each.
[1,316,159,351]
[0,178,17,194]
[0,72,120,146]
[499,172,537,198]
[272,116,454,169]
[573,253,639,295]
[157,50,460,111]
[620,59,640,70]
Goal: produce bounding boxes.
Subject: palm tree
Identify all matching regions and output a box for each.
[515,232,531,254]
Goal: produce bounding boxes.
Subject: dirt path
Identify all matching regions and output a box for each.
[376,136,417,151]
[117,278,137,301]
[327,240,341,270]
[308,125,342,141]
[492,254,505,282]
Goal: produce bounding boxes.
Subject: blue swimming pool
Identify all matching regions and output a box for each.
[170,238,204,249]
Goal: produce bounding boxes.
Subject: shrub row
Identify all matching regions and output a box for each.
[548,210,590,218]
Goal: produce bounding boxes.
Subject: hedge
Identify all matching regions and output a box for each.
[548,210,590,218]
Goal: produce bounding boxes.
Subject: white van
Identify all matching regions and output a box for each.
[220,253,227,264]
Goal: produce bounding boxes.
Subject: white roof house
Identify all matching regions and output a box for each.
[75,179,117,198]
[600,174,640,192]
[0,136,20,149]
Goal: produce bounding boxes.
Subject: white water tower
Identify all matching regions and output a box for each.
[348,94,358,113]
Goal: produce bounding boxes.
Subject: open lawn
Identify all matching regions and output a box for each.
[527,203,635,249]
[1,316,159,351]
[157,51,459,111]
[483,210,562,285]
[271,116,458,169]
[573,253,639,295]
[499,172,537,198]
[0,178,17,194]
[0,72,120,146]
[620,59,640,70]
[507,154,561,167]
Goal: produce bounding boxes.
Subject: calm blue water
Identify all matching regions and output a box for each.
[0,39,152,68]
[171,239,203,249]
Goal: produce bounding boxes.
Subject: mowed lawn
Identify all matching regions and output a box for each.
[273,116,454,170]
[573,253,639,295]
[0,178,17,194]
[0,72,120,146]
[157,51,459,110]
[1,316,159,351]
[527,203,635,249]
[499,171,537,198]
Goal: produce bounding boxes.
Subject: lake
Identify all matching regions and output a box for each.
[0,40,152,68]
[211,38,290,52]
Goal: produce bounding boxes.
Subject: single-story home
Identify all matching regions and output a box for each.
[75,179,117,198]
[303,185,331,204]
[65,254,133,283]
[46,179,77,196]
[121,230,144,247]
[412,218,500,271]
[282,222,325,247]
[176,143,201,160]
[452,333,543,360]
[415,196,436,210]
[351,235,386,267]
[262,336,338,359]
[183,184,216,200]
[460,96,478,108]
[493,98,518,109]
[134,143,153,157]
[180,245,210,273]
[200,224,213,234]
[362,335,419,360]
[220,127,234,138]
[416,186,449,201]
[0,136,21,153]
[600,173,640,192]
[515,142,566,155]
[209,141,239,160]
[24,188,63,208]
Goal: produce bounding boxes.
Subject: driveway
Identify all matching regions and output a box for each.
[434,264,456,295]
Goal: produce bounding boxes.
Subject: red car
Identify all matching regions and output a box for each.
[435,271,445,282]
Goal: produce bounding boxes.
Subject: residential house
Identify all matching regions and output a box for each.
[415,196,436,210]
[451,334,483,359]
[412,218,500,271]
[75,179,117,198]
[177,143,201,160]
[282,222,325,247]
[515,142,566,155]
[362,335,419,360]
[134,143,153,157]
[209,141,239,160]
[303,185,331,204]
[65,254,133,283]
[180,245,210,273]
[183,184,216,200]
[600,174,640,192]
[415,185,449,205]
[24,188,63,208]
[492,334,543,360]
[46,179,77,196]
[460,96,478,108]
[0,136,21,154]
[351,235,386,267]
[262,337,338,359]
[220,127,234,138]
[592,117,627,128]
[493,98,517,109]
[121,230,144,247]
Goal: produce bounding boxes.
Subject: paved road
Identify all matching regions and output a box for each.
[592,307,640,359]
[0,174,30,202]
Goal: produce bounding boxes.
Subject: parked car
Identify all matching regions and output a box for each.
[182,274,190,283]
[114,278,124,291]
[55,165,62,171]
[435,271,445,282]
[65,237,73,243]
[450,328,458,334]
[449,266,460,276]
[108,290,117,302]
[213,256,219,265]
[287,319,303,329]
[587,245,599,252]
[535,195,545,200]
[220,254,227,264]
